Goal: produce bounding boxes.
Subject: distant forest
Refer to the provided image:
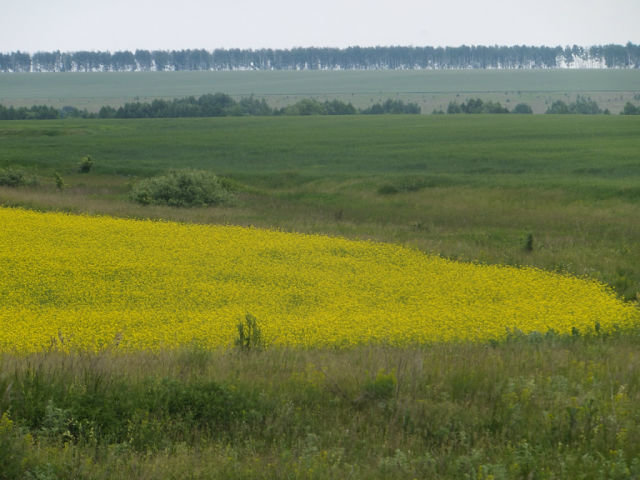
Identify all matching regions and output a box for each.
[4,93,639,120]
[0,94,421,119]
[2,44,639,72]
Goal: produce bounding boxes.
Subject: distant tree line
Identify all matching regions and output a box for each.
[0,104,74,120]
[361,99,421,114]
[621,102,640,115]
[443,96,628,115]
[1,43,639,72]
[545,96,608,114]
[444,99,534,114]
[5,95,639,120]
[446,99,511,114]
[0,94,421,120]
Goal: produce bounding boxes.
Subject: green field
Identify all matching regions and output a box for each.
[2,115,640,300]
[1,69,640,113]
[2,111,640,478]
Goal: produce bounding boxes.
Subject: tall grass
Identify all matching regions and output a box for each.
[2,332,640,478]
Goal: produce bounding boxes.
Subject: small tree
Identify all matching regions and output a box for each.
[78,155,93,173]
[0,168,36,187]
[524,233,534,252]
[622,102,640,115]
[54,172,65,191]
[570,95,602,114]
[513,103,533,114]
[447,101,462,114]
[545,100,570,114]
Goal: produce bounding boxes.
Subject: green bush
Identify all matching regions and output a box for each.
[362,371,396,401]
[377,184,400,195]
[360,99,421,115]
[0,413,32,479]
[546,96,602,114]
[447,98,509,114]
[130,169,234,207]
[0,167,37,187]
[354,370,397,407]
[54,172,65,191]
[3,366,265,451]
[622,102,640,115]
[78,155,93,173]
[512,103,533,114]
[546,100,570,114]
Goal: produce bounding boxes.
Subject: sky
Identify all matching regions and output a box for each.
[1,0,639,53]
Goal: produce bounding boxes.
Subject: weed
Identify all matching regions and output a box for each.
[234,313,264,352]
[355,370,396,407]
[524,233,534,252]
[0,412,32,479]
[54,173,65,191]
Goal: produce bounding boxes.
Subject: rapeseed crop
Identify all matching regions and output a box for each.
[0,207,637,352]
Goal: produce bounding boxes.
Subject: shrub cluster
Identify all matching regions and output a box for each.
[360,99,421,114]
[545,95,606,114]
[0,94,421,121]
[622,102,640,115]
[1,369,265,454]
[102,93,273,118]
[0,104,96,120]
[0,104,63,120]
[277,98,357,115]
[512,103,534,114]
[107,95,420,118]
[130,169,234,207]
[0,167,37,187]
[442,97,617,115]
[78,155,93,173]
[447,98,510,114]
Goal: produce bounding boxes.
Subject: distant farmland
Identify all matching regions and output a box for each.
[1,69,639,113]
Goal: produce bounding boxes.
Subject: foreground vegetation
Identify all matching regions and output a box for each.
[2,335,640,479]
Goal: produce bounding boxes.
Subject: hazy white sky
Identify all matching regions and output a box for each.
[1,0,639,53]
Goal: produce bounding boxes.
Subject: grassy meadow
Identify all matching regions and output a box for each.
[1,96,640,477]
[1,69,639,113]
[3,338,640,479]
[2,114,640,300]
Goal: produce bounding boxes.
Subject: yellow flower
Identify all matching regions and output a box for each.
[0,207,637,352]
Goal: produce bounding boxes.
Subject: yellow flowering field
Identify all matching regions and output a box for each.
[0,207,638,352]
